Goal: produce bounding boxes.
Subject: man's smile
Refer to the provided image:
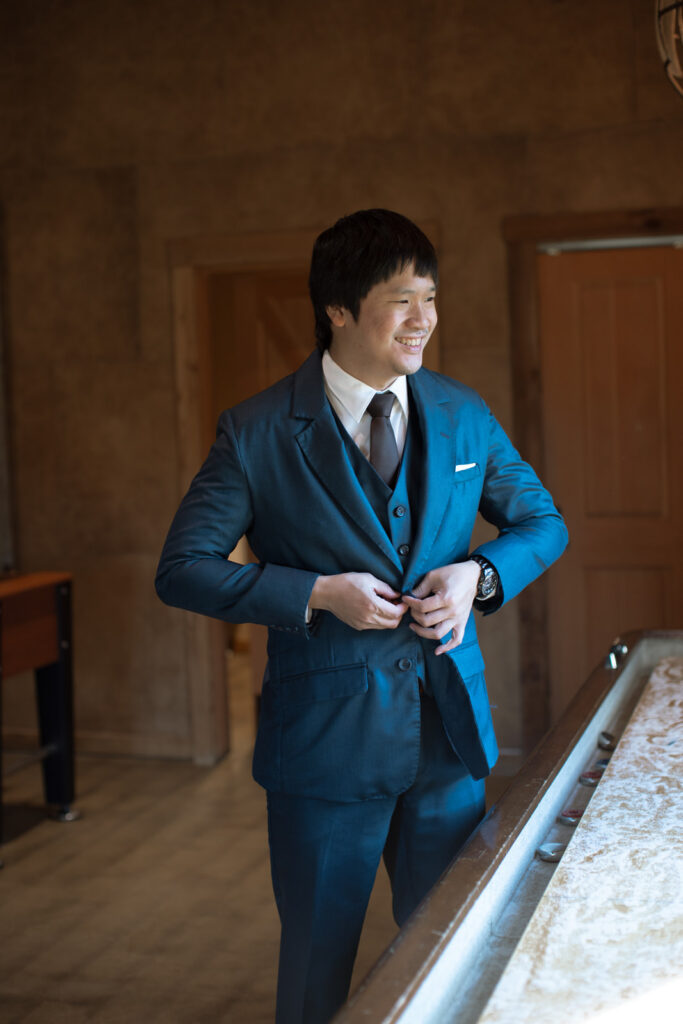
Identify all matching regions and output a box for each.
[395,335,426,350]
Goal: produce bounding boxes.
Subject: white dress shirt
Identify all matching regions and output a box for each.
[321,350,409,458]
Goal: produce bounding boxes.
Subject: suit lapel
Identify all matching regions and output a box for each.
[404,371,459,582]
[292,353,402,570]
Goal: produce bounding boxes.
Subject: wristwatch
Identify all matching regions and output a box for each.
[470,554,499,601]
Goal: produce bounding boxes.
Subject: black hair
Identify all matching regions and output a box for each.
[308,209,438,352]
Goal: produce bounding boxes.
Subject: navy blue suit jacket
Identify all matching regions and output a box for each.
[156,351,567,799]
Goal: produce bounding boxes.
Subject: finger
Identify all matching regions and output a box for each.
[373,597,407,622]
[403,592,446,616]
[409,574,434,599]
[407,604,451,628]
[408,619,455,641]
[370,606,409,622]
[373,580,403,601]
[435,629,464,655]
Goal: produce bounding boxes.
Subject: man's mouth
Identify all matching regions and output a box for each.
[395,336,425,351]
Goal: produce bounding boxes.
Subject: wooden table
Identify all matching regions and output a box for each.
[336,629,683,1024]
[0,572,77,852]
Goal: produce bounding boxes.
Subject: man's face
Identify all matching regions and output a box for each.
[327,264,437,390]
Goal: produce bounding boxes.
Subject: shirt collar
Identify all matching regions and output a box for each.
[321,350,409,423]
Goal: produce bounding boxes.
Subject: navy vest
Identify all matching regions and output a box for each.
[333,396,423,573]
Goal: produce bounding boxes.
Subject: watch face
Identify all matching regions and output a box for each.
[477,565,497,598]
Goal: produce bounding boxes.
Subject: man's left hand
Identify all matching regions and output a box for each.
[403,561,480,655]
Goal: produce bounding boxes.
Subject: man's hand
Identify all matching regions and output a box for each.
[309,573,408,631]
[403,560,480,655]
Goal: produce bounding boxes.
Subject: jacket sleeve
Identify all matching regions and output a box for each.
[471,408,568,613]
[155,411,318,633]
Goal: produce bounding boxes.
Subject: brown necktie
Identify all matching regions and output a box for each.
[366,392,400,486]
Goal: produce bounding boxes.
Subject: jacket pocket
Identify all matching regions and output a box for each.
[279,661,368,706]
[450,640,486,678]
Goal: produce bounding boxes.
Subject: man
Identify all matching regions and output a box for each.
[155,209,568,1023]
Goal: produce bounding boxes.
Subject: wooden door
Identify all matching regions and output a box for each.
[206,268,315,417]
[537,245,683,718]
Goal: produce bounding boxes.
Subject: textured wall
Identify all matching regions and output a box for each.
[1,0,681,757]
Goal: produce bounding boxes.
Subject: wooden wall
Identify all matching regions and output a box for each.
[1,0,681,758]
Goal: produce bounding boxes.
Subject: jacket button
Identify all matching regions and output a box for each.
[398,543,410,557]
[393,505,406,518]
[397,657,413,671]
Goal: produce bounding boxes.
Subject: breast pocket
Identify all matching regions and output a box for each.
[453,463,482,484]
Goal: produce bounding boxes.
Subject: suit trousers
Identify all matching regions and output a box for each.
[266,691,486,1024]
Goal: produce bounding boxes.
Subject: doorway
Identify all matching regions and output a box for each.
[505,211,683,744]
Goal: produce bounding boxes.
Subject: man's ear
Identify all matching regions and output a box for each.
[325,305,347,328]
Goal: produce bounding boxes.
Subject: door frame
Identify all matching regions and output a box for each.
[503,206,683,752]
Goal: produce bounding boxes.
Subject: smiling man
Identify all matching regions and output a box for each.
[156,209,568,1024]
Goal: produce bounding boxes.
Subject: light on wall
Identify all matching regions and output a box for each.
[655,0,683,96]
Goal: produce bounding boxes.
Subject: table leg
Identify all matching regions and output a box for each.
[35,582,78,820]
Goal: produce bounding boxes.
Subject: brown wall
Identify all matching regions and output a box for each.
[1,0,682,758]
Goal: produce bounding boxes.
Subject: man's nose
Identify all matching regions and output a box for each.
[407,303,433,327]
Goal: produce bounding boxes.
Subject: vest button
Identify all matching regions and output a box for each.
[397,657,413,671]
[398,543,410,557]
[393,505,406,518]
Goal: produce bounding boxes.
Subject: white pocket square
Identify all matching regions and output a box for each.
[455,462,477,472]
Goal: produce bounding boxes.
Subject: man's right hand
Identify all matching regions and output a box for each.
[309,573,407,631]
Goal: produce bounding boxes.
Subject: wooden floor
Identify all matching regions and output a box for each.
[0,652,509,1024]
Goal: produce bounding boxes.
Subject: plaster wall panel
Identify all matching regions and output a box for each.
[0,0,428,166]
[71,554,190,749]
[0,1,240,167]
[427,0,635,138]
[0,1,654,165]
[3,167,138,366]
[0,36,49,167]
[11,361,175,564]
[522,121,683,213]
